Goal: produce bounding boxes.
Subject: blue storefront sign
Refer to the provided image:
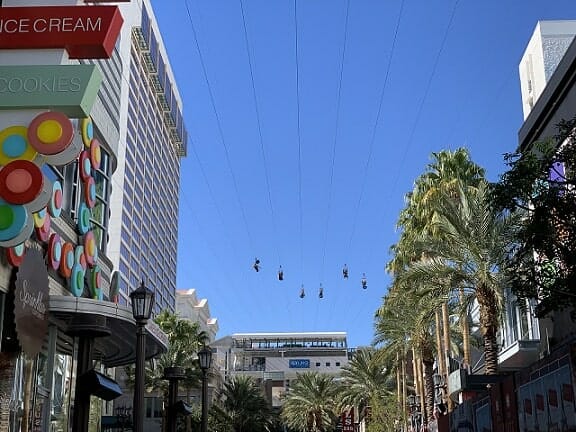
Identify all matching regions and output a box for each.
[289,359,310,368]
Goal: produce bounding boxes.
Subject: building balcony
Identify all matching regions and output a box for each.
[498,339,541,371]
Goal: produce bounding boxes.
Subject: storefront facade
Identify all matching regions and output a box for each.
[0,1,168,431]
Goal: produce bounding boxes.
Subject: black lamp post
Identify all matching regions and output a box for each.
[198,346,212,432]
[130,281,155,432]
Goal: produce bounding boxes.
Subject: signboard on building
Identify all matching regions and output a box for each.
[14,249,49,357]
[0,65,102,117]
[0,6,123,59]
[341,409,354,432]
[289,359,310,368]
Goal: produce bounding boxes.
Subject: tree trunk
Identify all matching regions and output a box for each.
[411,347,419,396]
[402,355,407,431]
[423,357,435,424]
[435,309,444,376]
[460,288,471,367]
[396,353,401,411]
[477,286,500,375]
[442,302,453,411]
[416,353,426,422]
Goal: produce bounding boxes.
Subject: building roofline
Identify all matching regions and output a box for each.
[519,34,576,150]
[232,331,347,339]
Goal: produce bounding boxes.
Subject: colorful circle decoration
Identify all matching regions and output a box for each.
[79,150,91,181]
[90,139,101,170]
[70,264,85,297]
[27,176,52,214]
[33,208,47,229]
[89,265,102,300]
[43,131,82,166]
[59,242,74,278]
[28,112,74,156]
[77,203,91,235]
[6,243,26,267]
[75,245,87,270]
[48,181,63,218]
[84,177,96,208]
[81,118,93,148]
[83,231,98,267]
[35,212,51,243]
[0,213,33,248]
[0,126,37,166]
[0,199,28,243]
[48,233,62,270]
[0,160,44,205]
[109,271,120,303]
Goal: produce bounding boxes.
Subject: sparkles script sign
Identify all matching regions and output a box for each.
[15,249,49,356]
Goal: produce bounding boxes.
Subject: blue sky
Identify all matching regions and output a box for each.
[150,0,576,347]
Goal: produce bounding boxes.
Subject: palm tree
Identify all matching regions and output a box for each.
[374,284,443,423]
[124,311,209,430]
[282,372,341,432]
[388,148,486,410]
[212,375,274,432]
[338,348,395,424]
[398,182,518,374]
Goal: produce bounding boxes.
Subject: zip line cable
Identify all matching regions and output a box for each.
[323,0,405,330]
[315,0,351,331]
[238,0,282,267]
[361,0,461,271]
[320,0,351,284]
[183,0,257,256]
[188,137,245,265]
[345,0,406,256]
[387,0,460,198]
[294,0,304,287]
[178,189,244,318]
[238,0,292,327]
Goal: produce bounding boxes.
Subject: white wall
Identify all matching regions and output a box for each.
[519,21,576,119]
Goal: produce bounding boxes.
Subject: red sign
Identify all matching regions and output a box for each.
[0,6,123,59]
[341,409,354,432]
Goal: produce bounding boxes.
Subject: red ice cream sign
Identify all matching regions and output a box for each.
[0,6,123,59]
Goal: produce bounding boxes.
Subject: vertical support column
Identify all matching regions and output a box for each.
[133,323,146,432]
[201,369,208,432]
[71,337,94,432]
[41,325,57,432]
[166,378,178,432]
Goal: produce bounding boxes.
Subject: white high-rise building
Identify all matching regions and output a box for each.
[519,20,576,119]
[107,0,188,312]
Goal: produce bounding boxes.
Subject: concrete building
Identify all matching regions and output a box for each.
[107,0,188,313]
[212,331,350,408]
[176,289,219,342]
[519,20,576,119]
[0,1,177,431]
[442,22,576,432]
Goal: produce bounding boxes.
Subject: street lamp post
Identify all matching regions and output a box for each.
[198,346,212,432]
[130,281,155,432]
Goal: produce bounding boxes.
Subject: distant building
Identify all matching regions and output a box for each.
[519,20,576,119]
[176,289,219,342]
[212,331,350,408]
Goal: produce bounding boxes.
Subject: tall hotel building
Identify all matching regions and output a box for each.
[108,0,188,312]
[0,0,185,429]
